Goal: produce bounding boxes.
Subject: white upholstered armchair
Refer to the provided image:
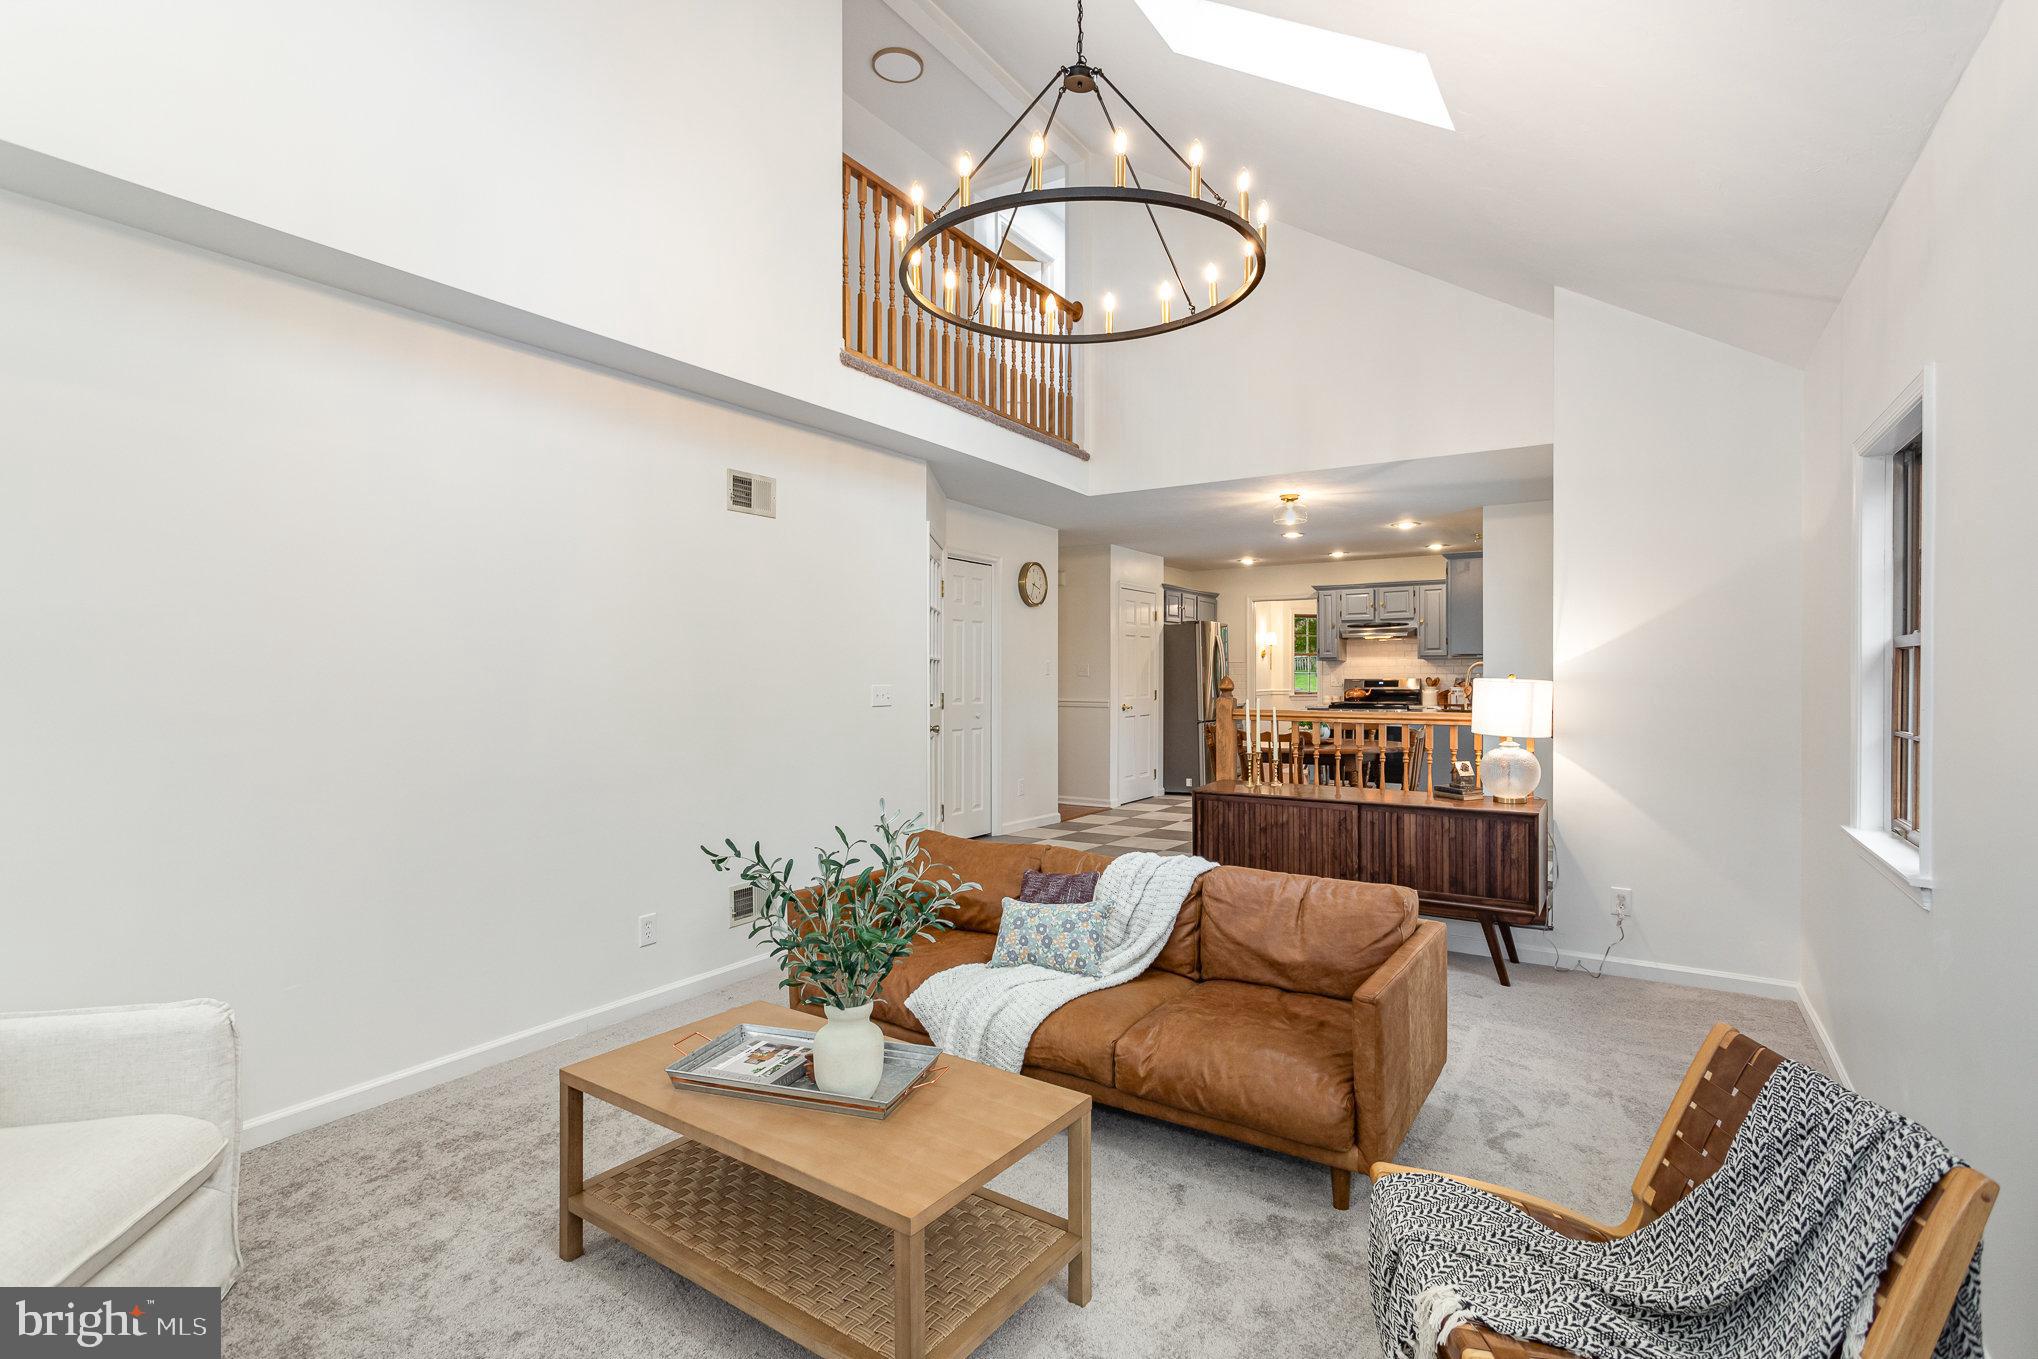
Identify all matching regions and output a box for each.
[0,999,243,1289]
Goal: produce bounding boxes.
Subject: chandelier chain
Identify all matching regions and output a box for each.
[1076,0,1085,65]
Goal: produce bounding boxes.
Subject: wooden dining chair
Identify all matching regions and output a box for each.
[1370,1023,1997,1359]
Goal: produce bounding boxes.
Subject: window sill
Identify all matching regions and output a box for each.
[1841,825,1934,909]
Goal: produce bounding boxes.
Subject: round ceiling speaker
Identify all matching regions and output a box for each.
[871,47,924,84]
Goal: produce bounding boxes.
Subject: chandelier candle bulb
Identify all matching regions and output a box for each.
[1028,133,1045,192]
[1255,200,1270,242]
[1236,169,1251,221]
[908,247,921,291]
[1113,128,1129,188]
[892,212,907,249]
[1157,281,1171,324]
[956,153,972,208]
[943,266,957,309]
[909,181,924,229]
[1102,291,1117,333]
[1187,139,1204,197]
[1204,262,1219,306]
[1242,237,1258,283]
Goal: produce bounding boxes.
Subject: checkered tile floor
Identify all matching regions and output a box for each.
[987,796,1193,857]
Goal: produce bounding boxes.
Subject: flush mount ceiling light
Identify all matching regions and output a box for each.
[1282,530,1303,539]
[898,1,1269,344]
[1272,492,1307,529]
[871,47,925,84]
[1133,0,1452,129]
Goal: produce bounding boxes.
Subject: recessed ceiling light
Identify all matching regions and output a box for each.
[1329,550,1346,559]
[1282,530,1303,539]
[1387,519,1422,531]
[871,46,924,84]
[1426,542,1445,551]
[1239,556,1257,566]
[1131,0,1453,130]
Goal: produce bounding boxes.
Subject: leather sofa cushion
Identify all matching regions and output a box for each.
[871,929,994,1034]
[914,833,1044,933]
[1039,844,1201,978]
[1024,971,1195,1086]
[1115,981,1356,1151]
[0,1114,225,1286]
[1198,867,1416,999]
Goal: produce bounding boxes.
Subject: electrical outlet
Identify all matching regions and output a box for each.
[1611,887,1634,922]
[637,912,657,948]
[870,684,894,707]
[1017,777,1027,797]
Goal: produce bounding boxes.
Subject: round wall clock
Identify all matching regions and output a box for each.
[1017,561,1049,607]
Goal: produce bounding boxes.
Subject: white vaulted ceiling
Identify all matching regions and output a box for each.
[888,0,2000,363]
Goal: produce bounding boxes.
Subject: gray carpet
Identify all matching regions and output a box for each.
[222,958,1822,1358]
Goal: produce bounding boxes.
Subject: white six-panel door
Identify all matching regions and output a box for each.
[1117,585,1159,803]
[941,556,993,837]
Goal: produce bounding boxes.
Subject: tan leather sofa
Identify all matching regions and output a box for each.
[789,832,1448,1207]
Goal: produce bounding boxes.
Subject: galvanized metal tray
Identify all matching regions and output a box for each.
[665,1022,942,1119]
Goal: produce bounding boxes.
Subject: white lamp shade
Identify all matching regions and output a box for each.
[1472,677,1553,739]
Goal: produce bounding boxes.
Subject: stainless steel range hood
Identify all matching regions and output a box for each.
[1338,621,1419,640]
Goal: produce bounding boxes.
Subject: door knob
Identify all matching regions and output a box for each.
[929,724,942,733]
[1121,703,1133,711]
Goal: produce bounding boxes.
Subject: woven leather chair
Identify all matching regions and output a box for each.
[1371,1023,1997,1359]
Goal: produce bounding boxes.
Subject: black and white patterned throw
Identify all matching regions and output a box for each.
[1369,1060,1984,1359]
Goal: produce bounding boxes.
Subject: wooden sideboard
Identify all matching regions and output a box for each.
[1191,780,1549,986]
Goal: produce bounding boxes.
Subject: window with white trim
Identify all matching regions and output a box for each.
[1888,435,1923,843]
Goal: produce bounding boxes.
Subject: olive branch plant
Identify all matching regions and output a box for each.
[702,803,979,1012]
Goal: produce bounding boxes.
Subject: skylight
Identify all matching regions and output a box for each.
[1131,0,1454,130]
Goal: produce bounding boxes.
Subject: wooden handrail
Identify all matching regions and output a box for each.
[841,155,1081,452]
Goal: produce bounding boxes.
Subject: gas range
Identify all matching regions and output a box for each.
[1327,677,1424,712]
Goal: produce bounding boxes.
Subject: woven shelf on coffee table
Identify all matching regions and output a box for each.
[582,1139,1066,1355]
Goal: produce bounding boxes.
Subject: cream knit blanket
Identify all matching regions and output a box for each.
[905,851,1214,1072]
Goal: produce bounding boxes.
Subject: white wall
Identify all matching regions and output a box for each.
[1076,207,1555,494]
[1799,0,2038,1323]
[946,504,1059,832]
[1056,546,1113,803]
[0,1,1090,498]
[1481,502,1554,683]
[1551,291,1803,994]
[0,191,928,1134]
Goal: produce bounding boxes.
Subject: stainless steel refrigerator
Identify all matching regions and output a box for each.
[1162,621,1227,793]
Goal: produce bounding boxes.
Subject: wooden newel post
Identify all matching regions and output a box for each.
[1213,675,1238,783]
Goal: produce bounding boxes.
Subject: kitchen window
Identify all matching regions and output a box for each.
[1292,616,1319,695]
[1846,369,1933,906]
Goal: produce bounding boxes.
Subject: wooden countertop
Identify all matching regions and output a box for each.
[1194,780,1546,816]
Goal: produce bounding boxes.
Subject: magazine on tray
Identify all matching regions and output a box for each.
[703,1035,811,1086]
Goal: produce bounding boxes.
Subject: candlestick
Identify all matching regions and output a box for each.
[1112,128,1128,188]
[909,181,924,230]
[956,153,973,208]
[1235,169,1251,222]
[1187,139,1204,198]
[1203,262,1219,307]
[1028,133,1045,192]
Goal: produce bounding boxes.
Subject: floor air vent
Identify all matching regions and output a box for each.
[729,885,756,928]
[726,470,776,518]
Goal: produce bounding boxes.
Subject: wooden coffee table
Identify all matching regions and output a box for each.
[559,1001,1092,1359]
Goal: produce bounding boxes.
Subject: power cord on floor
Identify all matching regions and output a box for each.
[1568,914,1626,980]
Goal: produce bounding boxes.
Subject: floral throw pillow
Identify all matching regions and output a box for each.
[990,898,1106,977]
[1019,869,1101,904]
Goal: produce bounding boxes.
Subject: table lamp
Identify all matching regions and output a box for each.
[1471,675,1552,803]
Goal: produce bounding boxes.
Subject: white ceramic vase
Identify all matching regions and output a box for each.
[812,1001,886,1098]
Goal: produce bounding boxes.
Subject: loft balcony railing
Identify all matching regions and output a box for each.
[841,155,1083,456]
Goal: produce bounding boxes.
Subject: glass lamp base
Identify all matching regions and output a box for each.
[1480,739,1542,803]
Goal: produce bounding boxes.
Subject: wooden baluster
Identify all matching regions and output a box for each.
[842,163,852,352]
[855,177,868,357]
[1472,732,1485,787]
[886,194,901,370]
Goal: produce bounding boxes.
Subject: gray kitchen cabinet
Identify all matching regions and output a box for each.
[1338,588,1375,627]
[1195,592,1218,622]
[1416,582,1449,657]
[1375,584,1418,623]
[1163,587,1184,623]
[1315,588,1342,659]
[1164,586,1218,625]
[1444,553,1484,656]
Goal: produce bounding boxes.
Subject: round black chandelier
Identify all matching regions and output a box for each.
[896,1,1270,345]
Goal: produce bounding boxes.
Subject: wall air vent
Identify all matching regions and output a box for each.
[727,470,776,518]
[729,885,756,928]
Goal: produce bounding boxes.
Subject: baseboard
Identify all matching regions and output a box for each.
[999,811,1061,833]
[240,952,776,1149]
[1456,939,1799,1001]
[1792,983,1853,1085]
[1055,796,1111,808]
